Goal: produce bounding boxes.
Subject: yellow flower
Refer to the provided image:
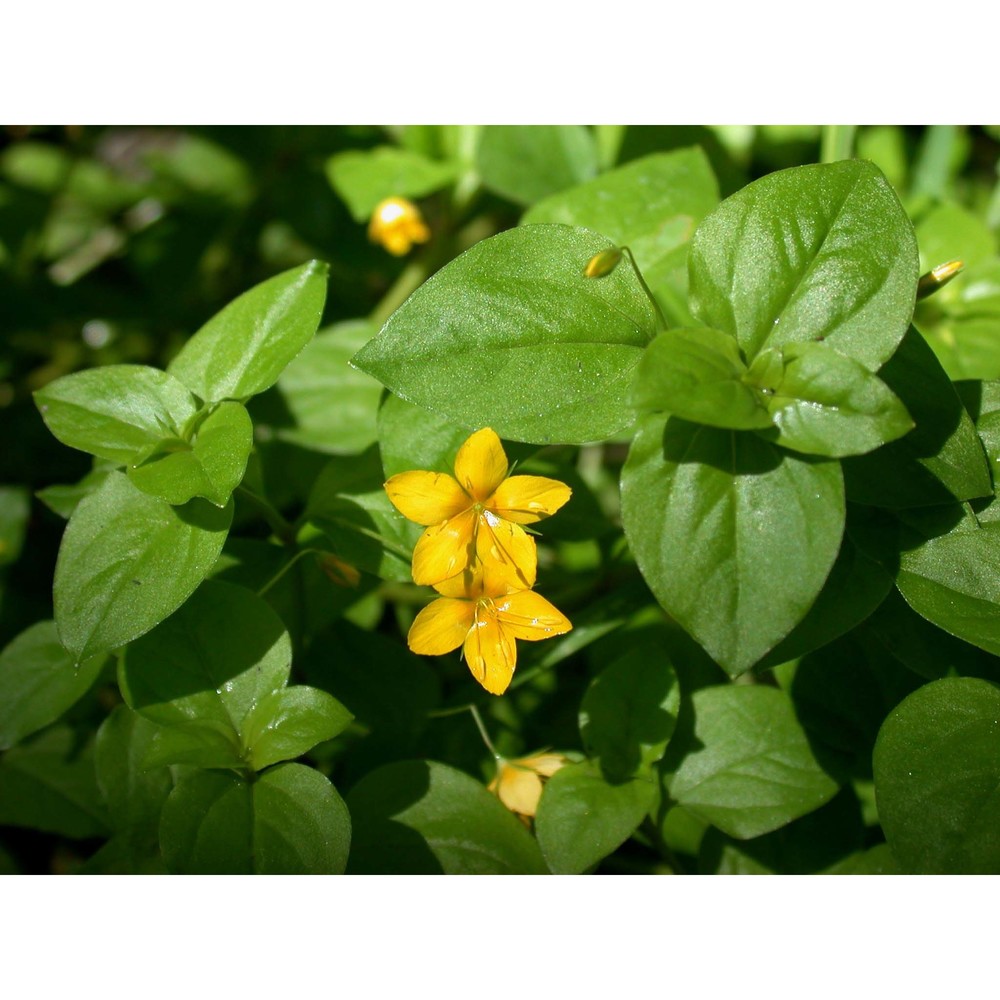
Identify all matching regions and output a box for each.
[368,196,431,256]
[488,752,569,821]
[385,427,571,588]
[407,560,572,695]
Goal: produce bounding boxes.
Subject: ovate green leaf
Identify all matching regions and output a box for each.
[168,260,328,402]
[620,414,845,674]
[54,472,232,661]
[897,521,1000,655]
[535,761,657,874]
[476,125,598,205]
[326,146,458,221]
[756,341,914,457]
[346,760,548,874]
[159,763,350,874]
[128,400,253,507]
[874,677,1000,873]
[630,327,772,430]
[666,685,839,839]
[34,365,198,465]
[0,621,106,749]
[352,225,657,444]
[689,160,918,370]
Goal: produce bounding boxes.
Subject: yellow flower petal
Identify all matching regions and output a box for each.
[407,598,474,656]
[489,475,572,524]
[490,764,544,817]
[476,512,537,590]
[488,753,569,818]
[463,610,517,695]
[454,428,508,502]
[494,590,572,642]
[411,508,477,585]
[368,197,431,256]
[432,564,484,599]
[385,470,469,526]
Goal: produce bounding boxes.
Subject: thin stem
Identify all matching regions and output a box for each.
[256,547,323,597]
[621,246,668,334]
[369,259,429,328]
[321,516,413,561]
[468,704,501,761]
[820,125,857,164]
[236,485,295,543]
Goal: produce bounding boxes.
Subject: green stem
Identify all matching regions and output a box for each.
[468,704,502,760]
[321,516,413,561]
[236,485,295,543]
[621,246,668,334]
[369,259,429,328]
[820,125,857,164]
[256,547,323,597]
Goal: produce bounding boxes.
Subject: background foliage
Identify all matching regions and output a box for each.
[2,124,1000,874]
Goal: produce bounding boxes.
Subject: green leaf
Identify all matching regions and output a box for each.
[159,763,350,874]
[34,365,198,465]
[665,685,839,839]
[843,326,992,506]
[897,521,1000,655]
[121,580,352,770]
[620,414,845,674]
[346,760,548,874]
[753,341,914,457]
[242,686,354,771]
[788,632,920,782]
[91,706,172,871]
[0,726,109,838]
[698,790,865,874]
[476,125,598,205]
[269,320,383,455]
[523,148,720,325]
[54,472,232,662]
[534,760,657,874]
[689,160,918,371]
[755,512,894,669]
[352,225,657,444]
[128,400,253,507]
[873,677,1000,873]
[326,146,458,222]
[251,763,351,874]
[35,462,113,520]
[167,261,328,403]
[307,447,421,581]
[377,392,475,478]
[863,588,1000,683]
[824,843,901,874]
[0,621,106,749]
[579,637,680,782]
[630,327,773,430]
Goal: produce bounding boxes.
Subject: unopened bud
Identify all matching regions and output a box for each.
[583,247,623,279]
[917,259,964,300]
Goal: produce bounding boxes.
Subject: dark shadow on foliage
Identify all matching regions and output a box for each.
[345,760,442,874]
[660,417,781,475]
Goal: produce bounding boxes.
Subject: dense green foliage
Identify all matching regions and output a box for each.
[2,125,1000,874]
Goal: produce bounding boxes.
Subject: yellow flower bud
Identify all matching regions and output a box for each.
[488,752,569,822]
[583,247,623,278]
[368,196,431,256]
[917,259,964,300]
